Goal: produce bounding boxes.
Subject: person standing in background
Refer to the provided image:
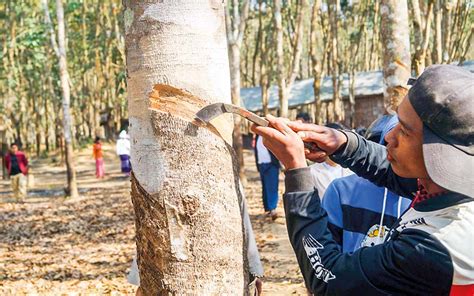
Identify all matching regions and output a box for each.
[116,130,131,177]
[92,137,105,179]
[254,134,280,220]
[4,143,28,202]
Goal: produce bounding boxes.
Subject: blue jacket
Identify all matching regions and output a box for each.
[321,115,411,253]
[322,174,411,253]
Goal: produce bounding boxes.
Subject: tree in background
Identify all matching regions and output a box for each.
[310,0,324,124]
[273,0,307,118]
[41,0,78,198]
[329,0,343,122]
[0,0,472,155]
[124,0,247,293]
[0,0,126,158]
[380,0,411,111]
[226,0,250,185]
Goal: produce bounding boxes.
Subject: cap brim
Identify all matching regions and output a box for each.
[423,127,474,197]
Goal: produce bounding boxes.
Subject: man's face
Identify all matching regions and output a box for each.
[384,96,429,178]
[10,145,18,154]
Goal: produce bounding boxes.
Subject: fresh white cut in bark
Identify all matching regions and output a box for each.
[124,1,247,294]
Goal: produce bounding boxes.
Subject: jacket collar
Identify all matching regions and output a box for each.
[414,191,473,212]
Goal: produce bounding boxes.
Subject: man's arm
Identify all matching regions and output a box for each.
[250,116,451,295]
[330,131,417,197]
[284,168,453,295]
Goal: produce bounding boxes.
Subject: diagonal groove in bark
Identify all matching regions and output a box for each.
[125,1,247,293]
[147,84,232,145]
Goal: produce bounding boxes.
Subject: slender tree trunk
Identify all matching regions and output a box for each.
[124,1,247,294]
[310,0,323,124]
[349,2,368,127]
[349,69,356,127]
[434,0,443,64]
[252,4,263,86]
[225,0,249,185]
[45,99,50,152]
[450,1,471,62]
[287,0,307,89]
[442,1,453,63]
[274,0,288,118]
[229,43,246,185]
[370,0,380,70]
[329,0,343,122]
[44,0,79,197]
[380,0,411,111]
[459,26,473,64]
[414,0,434,75]
[258,0,270,116]
[410,0,423,74]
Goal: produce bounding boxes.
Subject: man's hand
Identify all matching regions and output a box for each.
[286,121,348,163]
[251,115,308,170]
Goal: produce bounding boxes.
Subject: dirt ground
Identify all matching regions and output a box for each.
[0,144,306,295]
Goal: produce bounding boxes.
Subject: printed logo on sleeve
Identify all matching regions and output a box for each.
[399,217,427,230]
[302,234,336,283]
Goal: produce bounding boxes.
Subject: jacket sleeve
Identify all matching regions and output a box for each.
[283,168,453,295]
[330,131,417,198]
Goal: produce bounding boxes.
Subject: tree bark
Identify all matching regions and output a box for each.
[380,0,411,111]
[329,0,343,122]
[310,0,323,124]
[369,0,380,70]
[44,0,79,198]
[413,0,434,75]
[459,25,473,64]
[410,0,423,74]
[258,0,271,116]
[434,0,443,64]
[274,0,288,118]
[442,0,453,63]
[228,43,247,185]
[124,1,247,294]
[287,0,307,89]
[348,2,367,128]
[274,0,306,118]
[225,0,250,186]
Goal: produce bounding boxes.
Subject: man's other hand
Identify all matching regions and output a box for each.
[251,115,307,170]
[286,121,348,163]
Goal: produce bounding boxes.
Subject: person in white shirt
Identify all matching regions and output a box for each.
[254,134,280,220]
[116,130,131,176]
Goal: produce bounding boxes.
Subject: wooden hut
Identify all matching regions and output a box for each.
[241,61,474,130]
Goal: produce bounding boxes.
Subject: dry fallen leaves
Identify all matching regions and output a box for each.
[0,183,136,295]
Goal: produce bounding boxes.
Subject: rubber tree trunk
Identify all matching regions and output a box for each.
[56,0,79,198]
[380,0,411,111]
[123,1,247,294]
[274,0,288,118]
[225,0,249,186]
[310,0,322,124]
[228,44,246,184]
[329,0,343,123]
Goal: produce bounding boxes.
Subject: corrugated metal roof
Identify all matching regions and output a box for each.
[241,61,474,112]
